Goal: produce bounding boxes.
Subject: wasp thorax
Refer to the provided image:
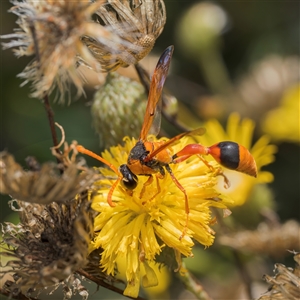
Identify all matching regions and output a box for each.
[119,164,138,190]
[127,141,149,163]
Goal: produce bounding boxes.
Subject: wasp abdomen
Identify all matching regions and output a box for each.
[208,141,257,177]
[218,142,240,169]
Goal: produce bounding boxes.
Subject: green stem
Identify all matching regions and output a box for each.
[198,46,233,96]
[179,262,213,300]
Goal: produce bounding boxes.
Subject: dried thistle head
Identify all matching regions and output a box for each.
[0,194,94,298]
[1,0,142,103]
[218,220,300,259]
[2,0,166,102]
[234,55,300,121]
[0,150,101,205]
[258,252,300,300]
[0,138,123,298]
[81,0,166,71]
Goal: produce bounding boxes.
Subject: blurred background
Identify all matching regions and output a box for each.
[0,1,299,299]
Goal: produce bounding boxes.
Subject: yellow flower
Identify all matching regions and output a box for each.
[262,84,300,143]
[90,136,233,298]
[198,113,277,206]
[116,257,171,300]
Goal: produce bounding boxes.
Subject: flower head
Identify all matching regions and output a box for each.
[0,194,94,298]
[2,0,99,101]
[235,55,300,121]
[198,113,277,206]
[0,148,121,299]
[0,151,100,204]
[90,136,233,298]
[219,220,300,258]
[91,72,147,148]
[259,252,300,300]
[82,0,166,71]
[262,84,300,143]
[1,0,147,102]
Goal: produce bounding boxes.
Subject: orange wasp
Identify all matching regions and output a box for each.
[77,45,257,236]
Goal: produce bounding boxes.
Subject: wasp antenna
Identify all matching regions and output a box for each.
[76,145,121,207]
[76,145,120,175]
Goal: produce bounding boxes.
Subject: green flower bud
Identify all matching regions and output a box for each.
[91,72,147,148]
[177,2,228,55]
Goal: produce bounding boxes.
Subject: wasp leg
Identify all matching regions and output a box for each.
[107,176,123,207]
[172,144,230,189]
[140,175,162,203]
[152,175,161,201]
[139,175,153,199]
[196,155,230,189]
[165,165,189,240]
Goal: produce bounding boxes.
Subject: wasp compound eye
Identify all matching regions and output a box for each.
[119,164,138,190]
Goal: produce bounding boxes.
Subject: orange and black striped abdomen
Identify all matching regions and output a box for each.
[209,141,257,177]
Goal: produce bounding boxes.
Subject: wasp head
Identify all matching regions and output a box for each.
[119,164,138,190]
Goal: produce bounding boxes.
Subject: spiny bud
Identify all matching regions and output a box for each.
[91,73,147,148]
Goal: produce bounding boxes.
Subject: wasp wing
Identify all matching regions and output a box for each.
[148,94,162,137]
[139,45,174,140]
[144,127,206,161]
